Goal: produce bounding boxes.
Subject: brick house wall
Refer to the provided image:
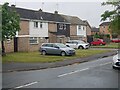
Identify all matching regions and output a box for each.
[70,25,78,40]
[19,20,29,35]
[29,38,47,52]
[17,20,30,52]
[86,25,92,36]
[57,35,69,44]
[70,24,87,42]
[49,33,57,43]
[48,23,57,32]
[18,37,29,52]
[18,20,48,52]
[70,25,77,36]
[4,39,14,53]
[48,22,57,43]
[99,25,112,39]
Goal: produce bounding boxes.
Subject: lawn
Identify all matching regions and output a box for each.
[91,43,119,49]
[2,49,112,63]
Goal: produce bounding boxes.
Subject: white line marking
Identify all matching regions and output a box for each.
[58,68,89,77]
[100,62,112,66]
[58,62,112,78]
[14,81,38,89]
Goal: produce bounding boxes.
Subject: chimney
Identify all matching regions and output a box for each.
[54,11,58,14]
[11,4,16,11]
[39,8,42,12]
[11,4,16,8]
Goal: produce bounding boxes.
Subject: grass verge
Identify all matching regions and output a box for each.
[2,49,112,63]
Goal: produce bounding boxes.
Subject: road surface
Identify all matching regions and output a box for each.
[3,56,120,89]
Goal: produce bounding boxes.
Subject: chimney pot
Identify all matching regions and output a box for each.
[54,11,58,14]
[39,8,42,12]
[11,4,16,7]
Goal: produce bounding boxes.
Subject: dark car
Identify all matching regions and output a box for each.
[91,39,106,45]
[39,43,76,56]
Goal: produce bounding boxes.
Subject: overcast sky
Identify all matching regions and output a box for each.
[0,0,114,28]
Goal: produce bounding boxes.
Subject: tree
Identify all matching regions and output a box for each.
[101,0,120,35]
[0,5,2,54]
[93,33,100,38]
[2,2,20,55]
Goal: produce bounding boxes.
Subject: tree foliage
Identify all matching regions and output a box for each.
[1,2,20,55]
[2,2,20,40]
[0,5,2,41]
[101,0,120,35]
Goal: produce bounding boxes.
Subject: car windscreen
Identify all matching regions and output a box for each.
[78,41,86,44]
[56,43,67,48]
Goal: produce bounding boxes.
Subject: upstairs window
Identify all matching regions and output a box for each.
[63,24,66,30]
[83,26,85,30]
[78,25,81,29]
[40,22,43,28]
[59,24,63,30]
[34,22,38,28]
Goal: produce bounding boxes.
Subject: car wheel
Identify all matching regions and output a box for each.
[66,45,70,47]
[112,65,117,69]
[61,51,66,56]
[78,46,84,49]
[41,50,46,55]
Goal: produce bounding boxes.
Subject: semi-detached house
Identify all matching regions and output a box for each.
[13,7,49,52]
[4,5,70,52]
[61,15,87,41]
[4,5,90,53]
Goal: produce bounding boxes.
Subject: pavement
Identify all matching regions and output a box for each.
[2,49,117,73]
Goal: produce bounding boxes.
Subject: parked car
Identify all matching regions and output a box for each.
[112,50,120,69]
[39,43,76,56]
[65,40,90,49]
[90,39,106,45]
[111,38,120,43]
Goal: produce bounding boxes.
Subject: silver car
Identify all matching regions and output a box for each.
[39,43,76,56]
[113,50,120,69]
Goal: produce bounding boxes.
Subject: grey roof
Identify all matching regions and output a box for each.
[9,6,68,23]
[99,22,110,26]
[83,20,92,29]
[61,15,86,25]
[91,27,99,32]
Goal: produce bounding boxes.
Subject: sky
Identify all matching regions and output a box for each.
[0,0,114,28]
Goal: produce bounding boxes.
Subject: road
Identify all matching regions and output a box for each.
[3,56,120,89]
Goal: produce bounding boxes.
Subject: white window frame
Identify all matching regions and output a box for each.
[40,22,43,28]
[83,26,85,30]
[34,21,38,28]
[78,25,81,29]
[29,37,39,44]
[63,24,66,30]
[59,24,63,30]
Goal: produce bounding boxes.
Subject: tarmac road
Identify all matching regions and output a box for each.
[2,56,120,89]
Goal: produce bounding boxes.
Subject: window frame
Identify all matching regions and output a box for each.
[59,24,63,30]
[40,22,43,28]
[78,25,81,30]
[63,24,66,30]
[34,21,38,28]
[29,37,39,44]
